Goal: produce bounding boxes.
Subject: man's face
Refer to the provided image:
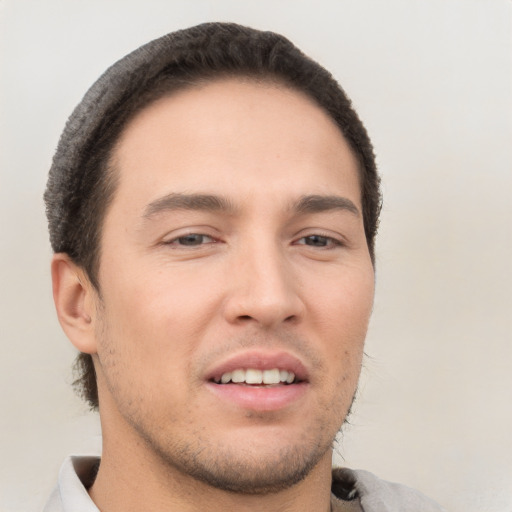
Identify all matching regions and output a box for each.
[91,79,374,492]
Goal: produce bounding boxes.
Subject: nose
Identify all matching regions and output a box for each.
[223,241,305,329]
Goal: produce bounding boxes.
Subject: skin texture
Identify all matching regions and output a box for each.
[52,79,375,512]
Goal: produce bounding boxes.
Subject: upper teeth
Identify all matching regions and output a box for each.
[215,368,296,385]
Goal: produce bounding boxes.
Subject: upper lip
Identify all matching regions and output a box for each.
[205,350,309,383]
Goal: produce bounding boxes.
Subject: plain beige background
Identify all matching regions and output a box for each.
[1,1,511,511]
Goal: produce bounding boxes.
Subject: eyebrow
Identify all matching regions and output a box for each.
[143,193,237,218]
[293,195,360,216]
[142,192,360,219]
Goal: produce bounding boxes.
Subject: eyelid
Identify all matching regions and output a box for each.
[292,229,347,248]
[161,230,220,247]
[295,235,343,248]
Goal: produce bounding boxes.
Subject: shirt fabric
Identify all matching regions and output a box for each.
[43,456,445,512]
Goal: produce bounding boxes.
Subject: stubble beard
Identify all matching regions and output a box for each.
[127,383,357,496]
[100,363,356,495]
[137,418,340,495]
[104,375,355,495]
[95,307,359,496]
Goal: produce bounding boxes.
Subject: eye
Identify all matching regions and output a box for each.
[165,233,216,247]
[295,234,342,248]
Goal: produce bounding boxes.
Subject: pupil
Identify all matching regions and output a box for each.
[180,234,202,245]
[307,235,326,246]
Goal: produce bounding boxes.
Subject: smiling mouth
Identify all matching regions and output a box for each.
[211,368,299,386]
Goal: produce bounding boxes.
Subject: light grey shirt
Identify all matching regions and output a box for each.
[44,456,445,512]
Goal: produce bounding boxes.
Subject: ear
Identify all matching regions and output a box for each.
[51,253,98,354]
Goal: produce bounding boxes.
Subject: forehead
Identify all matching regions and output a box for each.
[110,78,360,210]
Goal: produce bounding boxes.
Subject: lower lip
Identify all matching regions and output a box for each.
[205,382,308,412]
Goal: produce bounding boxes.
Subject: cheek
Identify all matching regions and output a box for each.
[309,265,374,334]
[306,265,374,375]
[96,264,223,379]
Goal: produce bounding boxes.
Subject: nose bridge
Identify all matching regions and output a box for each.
[226,234,303,327]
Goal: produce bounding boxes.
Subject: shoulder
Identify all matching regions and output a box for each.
[42,485,64,512]
[332,467,446,512]
[43,456,100,512]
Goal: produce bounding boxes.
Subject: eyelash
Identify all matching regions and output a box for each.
[163,232,343,249]
[163,233,217,247]
[294,234,344,249]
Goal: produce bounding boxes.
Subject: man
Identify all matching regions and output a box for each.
[43,22,444,512]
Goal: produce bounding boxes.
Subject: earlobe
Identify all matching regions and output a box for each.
[51,253,98,354]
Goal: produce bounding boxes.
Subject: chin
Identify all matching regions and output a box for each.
[145,422,336,495]
[168,442,329,495]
